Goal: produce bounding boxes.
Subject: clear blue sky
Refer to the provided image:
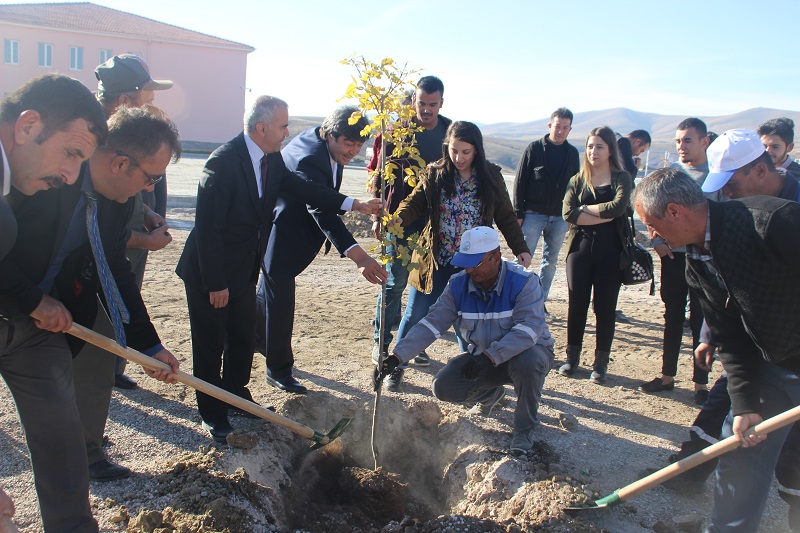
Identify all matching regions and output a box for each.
[9,0,799,123]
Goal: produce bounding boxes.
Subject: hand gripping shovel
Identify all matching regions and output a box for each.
[67,323,351,450]
[565,403,800,512]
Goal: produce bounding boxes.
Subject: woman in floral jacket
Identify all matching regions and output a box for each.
[385,121,531,389]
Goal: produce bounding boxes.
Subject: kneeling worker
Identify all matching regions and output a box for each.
[373,226,554,454]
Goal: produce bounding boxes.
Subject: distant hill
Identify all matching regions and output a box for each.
[290,108,800,173]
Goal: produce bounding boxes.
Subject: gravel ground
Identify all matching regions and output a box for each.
[0,194,793,532]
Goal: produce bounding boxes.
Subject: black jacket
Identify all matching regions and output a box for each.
[513,134,580,218]
[0,163,159,352]
[686,197,800,415]
[176,132,348,296]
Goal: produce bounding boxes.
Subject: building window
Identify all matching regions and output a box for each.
[38,43,53,67]
[98,49,112,64]
[4,39,19,64]
[69,47,83,70]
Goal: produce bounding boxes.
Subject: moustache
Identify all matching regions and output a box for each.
[43,176,66,189]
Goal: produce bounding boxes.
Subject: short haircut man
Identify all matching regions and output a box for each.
[0,104,180,530]
[93,55,176,390]
[641,117,715,400]
[634,168,800,533]
[757,117,800,177]
[618,129,652,179]
[512,107,580,308]
[256,106,385,393]
[0,74,107,195]
[176,96,379,443]
[373,226,555,454]
[368,76,452,363]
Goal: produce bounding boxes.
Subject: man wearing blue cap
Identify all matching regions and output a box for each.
[373,226,554,454]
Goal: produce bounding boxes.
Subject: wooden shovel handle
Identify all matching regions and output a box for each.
[618,403,800,502]
[0,516,20,533]
[66,323,321,442]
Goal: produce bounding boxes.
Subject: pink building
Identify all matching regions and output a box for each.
[0,2,253,143]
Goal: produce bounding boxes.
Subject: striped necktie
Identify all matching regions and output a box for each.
[85,191,130,347]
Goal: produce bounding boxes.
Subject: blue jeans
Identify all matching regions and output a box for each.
[373,218,425,346]
[521,212,568,300]
[706,361,800,533]
[396,262,465,366]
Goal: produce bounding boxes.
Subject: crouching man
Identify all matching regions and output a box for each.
[373,226,554,454]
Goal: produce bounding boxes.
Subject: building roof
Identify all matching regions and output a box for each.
[0,2,254,51]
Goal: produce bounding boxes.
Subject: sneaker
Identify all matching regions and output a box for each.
[384,368,404,391]
[510,429,535,456]
[412,351,430,366]
[694,389,710,406]
[589,369,607,384]
[467,387,505,416]
[639,377,675,393]
[558,361,578,376]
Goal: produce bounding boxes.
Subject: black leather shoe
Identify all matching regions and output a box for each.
[266,374,307,394]
[114,374,138,390]
[88,458,131,482]
[201,419,234,443]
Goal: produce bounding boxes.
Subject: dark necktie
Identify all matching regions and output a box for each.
[260,154,268,203]
[85,191,130,347]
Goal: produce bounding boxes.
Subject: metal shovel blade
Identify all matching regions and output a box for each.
[309,417,353,450]
[564,403,800,513]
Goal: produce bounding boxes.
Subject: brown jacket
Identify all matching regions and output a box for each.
[395,161,529,294]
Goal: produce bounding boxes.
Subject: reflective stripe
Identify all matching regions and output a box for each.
[458,310,514,320]
[689,426,719,445]
[419,318,441,338]
[777,481,800,498]
[513,323,537,342]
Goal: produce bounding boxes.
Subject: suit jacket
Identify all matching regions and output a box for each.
[0,163,159,352]
[0,146,17,262]
[264,127,357,279]
[176,132,349,296]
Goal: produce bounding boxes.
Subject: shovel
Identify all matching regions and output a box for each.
[565,403,800,512]
[67,323,351,450]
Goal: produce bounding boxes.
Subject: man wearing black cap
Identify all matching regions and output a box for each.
[95,54,174,390]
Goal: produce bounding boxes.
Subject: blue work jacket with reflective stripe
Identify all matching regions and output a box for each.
[393,259,554,365]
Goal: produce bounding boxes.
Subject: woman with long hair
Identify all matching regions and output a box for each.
[384,121,531,389]
[559,126,632,383]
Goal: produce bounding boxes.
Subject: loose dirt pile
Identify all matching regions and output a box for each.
[0,209,792,532]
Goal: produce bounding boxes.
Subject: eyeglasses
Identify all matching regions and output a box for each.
[114,150,164,186]
[467,252,493,270]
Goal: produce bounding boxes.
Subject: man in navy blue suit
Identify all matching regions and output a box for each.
[257,106,387,393]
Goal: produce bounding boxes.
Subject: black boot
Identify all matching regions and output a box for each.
[558,345,581,376]
[590,350,610,384]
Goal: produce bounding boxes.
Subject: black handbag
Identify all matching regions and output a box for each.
[622,213,655,294]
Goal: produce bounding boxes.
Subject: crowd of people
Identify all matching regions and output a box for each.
[0,64,798,533]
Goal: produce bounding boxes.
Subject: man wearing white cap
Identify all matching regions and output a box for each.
[702,128,800,203]
[373,226,555,454]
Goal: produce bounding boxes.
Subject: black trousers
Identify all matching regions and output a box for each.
[185,283,256,425]
[257,272,296,380]
[566,225,623,352]
[660,251,708,383]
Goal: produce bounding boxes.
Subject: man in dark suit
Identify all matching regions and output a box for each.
[176,96,381,443]
[0,78,179,532]
[257,106,387,393]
